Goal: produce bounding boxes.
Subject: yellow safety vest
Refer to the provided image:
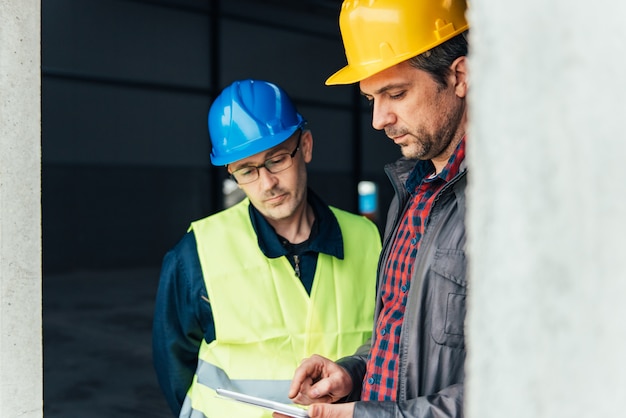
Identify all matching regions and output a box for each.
[180,198,380,418]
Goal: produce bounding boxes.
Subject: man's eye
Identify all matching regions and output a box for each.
[390,91,406,100]
[268,155,287,166]
[238,168,255,177]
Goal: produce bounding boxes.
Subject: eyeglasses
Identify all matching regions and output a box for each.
[230,131,302,185]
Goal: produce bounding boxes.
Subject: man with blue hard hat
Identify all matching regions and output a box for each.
[152,79,382,418]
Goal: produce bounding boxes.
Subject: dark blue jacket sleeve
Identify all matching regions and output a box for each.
[152,232,215,416]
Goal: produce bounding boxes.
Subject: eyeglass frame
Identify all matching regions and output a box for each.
[229,130,303,185]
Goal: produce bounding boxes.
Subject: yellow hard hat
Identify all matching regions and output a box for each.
[326,0,469,85]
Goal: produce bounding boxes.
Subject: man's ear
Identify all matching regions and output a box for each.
[301,130,313,163]
[225,165,243,189]
[450,56,468,98]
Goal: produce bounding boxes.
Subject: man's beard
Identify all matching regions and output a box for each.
[387,103,464,160]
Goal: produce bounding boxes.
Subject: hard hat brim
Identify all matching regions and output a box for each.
[210,121,304,166]
[325,50,418,86]
[325,64,362,86]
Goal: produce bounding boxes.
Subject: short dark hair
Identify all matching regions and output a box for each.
[408,31,469,90]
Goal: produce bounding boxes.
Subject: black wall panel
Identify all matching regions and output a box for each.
[42,0,398,273]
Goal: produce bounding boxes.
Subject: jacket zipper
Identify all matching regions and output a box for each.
[293,255,301,278]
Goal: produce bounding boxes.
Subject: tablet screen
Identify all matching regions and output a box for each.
[215,388,309,417]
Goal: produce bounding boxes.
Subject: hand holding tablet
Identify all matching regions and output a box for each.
[215,388,309,417]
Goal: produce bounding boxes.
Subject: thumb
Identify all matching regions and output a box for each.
[307,403,328,418]
[308,402,354,418]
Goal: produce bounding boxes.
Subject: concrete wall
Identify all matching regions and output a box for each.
[466,1,626,417]
[0,0,42,417]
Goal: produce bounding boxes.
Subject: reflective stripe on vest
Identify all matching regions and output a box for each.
[181,198,381,418]
[180,396,206,418]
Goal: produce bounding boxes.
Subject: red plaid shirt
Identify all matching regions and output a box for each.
[361,138,466,401]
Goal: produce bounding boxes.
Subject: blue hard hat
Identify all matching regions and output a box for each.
[208,79,306,166]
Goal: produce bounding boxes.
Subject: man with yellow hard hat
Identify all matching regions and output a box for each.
[280,1,469,417]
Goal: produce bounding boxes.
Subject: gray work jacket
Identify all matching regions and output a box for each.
[338,157,467,418]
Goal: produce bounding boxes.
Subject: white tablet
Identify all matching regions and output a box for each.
[215,388,309,417]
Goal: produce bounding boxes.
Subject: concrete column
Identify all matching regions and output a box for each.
[467,1,626,417]
[0,1,42,417]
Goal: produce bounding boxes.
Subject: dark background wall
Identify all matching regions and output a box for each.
[41,1,401,416]
[42,0,399,274]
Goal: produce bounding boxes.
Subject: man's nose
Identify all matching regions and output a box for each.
[257,165,279,188]
[371,101,395,131]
